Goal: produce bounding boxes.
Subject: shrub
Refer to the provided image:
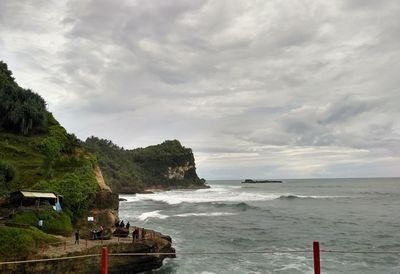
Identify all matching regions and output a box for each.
[11,211,73,236]
[0,160,16,193]
[0,226,60,259]
[0,61,48,135]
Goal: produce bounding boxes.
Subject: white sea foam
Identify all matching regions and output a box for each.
[124,188,280,205]
[136,210,236,221]
[137,210,169,221]
[174,212,236,217]
[278,194,344,199]
[119,185,345,206]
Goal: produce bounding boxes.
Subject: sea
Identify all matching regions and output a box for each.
[119,178,400,274]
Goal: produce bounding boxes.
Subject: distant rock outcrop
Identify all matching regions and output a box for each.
[84,138,207,193]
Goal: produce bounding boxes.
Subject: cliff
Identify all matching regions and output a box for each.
[84,137,207,193]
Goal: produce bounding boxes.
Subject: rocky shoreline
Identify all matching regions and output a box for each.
[139,184,210,194]
[0,229,175,274]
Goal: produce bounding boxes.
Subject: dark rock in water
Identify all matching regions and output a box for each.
[241,179,283,184]
[119,198,128,201]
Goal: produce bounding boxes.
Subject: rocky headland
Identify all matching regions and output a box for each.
[84,137,208,194]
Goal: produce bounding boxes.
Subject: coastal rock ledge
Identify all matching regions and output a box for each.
[0,231,175,274]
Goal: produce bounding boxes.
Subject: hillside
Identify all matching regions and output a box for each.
[84,137,206,193]
[0,61,177,271]
[0,60,105,260]
[0,61,100,218]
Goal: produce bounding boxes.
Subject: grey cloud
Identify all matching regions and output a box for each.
[1,0,400,179]
[318,96,375,124]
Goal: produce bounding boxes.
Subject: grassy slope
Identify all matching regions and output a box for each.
[0,226,61,259]
[0,132,47,190]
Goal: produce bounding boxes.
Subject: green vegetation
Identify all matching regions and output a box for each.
[10,210,73,236]
[0,226,60,259]
[0,61,47,135]
[0,60,205,264]
[84,137,205,193]
[0,61,98,219]
[0,160,15,194]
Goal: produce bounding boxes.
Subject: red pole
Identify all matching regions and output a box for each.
[102,246,108,274]
[313,241,320,274]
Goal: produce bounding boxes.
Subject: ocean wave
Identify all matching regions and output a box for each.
[278,194,341,200]
[174,212,236,218]
[137,210,169,221]
[212,202,259,211]
[137,210,237,220]
[121,192,344,206]
[128,190,280,205]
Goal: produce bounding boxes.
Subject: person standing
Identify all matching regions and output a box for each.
[142,228,146,240]
[38,219,43,230]
[132,229,136,243]
[75,230,80,245]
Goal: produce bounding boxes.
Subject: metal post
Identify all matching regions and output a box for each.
[102,246,108,274]
[313,241,320,274]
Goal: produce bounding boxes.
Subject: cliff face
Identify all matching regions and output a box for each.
[77,166,119,237]
[165,161,194,180]
[84,138,207,193]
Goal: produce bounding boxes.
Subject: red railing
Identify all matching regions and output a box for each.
[2,240,400,274]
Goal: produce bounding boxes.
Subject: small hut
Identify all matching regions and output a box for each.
[10,190,63,211]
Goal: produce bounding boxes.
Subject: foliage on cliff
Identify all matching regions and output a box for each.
[84,137,205,193]
[0,61,47,135]
[10,211,73,236]
[0,61,98,219]
[0,226,60,259]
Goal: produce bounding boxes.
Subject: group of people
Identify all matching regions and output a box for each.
[132,226,146,241]
[72,221,146,245]
[91,225,104,240]
[116,220,130,230]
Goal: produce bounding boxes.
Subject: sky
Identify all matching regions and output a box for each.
[1,0,399,179]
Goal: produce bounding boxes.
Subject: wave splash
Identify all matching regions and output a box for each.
[137,210,236,221]
[122,187,280,205]
[137,210,169,221]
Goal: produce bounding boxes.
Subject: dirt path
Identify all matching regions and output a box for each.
[44,235,137,257]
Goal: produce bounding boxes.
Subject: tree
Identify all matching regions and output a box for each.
[0,61,48,135]
[0,160,16,191]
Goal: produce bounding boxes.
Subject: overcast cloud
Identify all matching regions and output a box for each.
[1,0,399,179]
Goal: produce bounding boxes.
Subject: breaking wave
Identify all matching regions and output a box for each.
[212,202,259,211]
[137,210,236,221]
[278,194,342,200]
[137,210,169,221]
[174,212,236,217]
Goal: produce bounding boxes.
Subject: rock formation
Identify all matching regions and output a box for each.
[0,230,175,274]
